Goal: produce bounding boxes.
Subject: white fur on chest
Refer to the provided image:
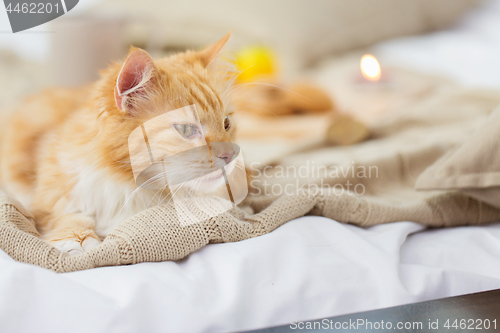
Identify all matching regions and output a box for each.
[65,163,162,237]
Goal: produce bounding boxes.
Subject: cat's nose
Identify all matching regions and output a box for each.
[217,152,235,165]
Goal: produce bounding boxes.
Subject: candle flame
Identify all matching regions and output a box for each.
[360,54,381,81]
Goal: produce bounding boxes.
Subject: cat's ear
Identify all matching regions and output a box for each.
[114,48,156,112]
[198,32,232,67]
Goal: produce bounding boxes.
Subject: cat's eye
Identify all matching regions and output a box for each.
[174,124,197,138]
[224,115,231,131]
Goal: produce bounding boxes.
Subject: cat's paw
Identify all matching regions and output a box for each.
[51,240,84,255]
[50,237,102,256]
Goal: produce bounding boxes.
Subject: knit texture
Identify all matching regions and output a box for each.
[1,88,500,272]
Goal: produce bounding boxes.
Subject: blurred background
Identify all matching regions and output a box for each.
[0,0,490,103]
[2,0,500,162]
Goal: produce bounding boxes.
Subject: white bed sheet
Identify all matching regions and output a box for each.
[2,218,500,333]
[3,1,500,332]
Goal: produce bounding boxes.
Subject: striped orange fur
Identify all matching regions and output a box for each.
[0,33,240,254]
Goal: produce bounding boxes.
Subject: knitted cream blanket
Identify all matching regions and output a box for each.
[2,88,500,272]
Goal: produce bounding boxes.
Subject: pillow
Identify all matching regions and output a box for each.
[415,105,500,208]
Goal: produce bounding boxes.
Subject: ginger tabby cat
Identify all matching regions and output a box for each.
[0,33,240,255]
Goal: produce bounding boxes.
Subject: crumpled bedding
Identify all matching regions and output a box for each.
[1,88,500,272]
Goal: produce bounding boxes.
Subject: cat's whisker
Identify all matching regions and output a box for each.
[149,182,169,207]
[119,171,171,212]
[222,64,254,98]
[234,104,284,120]
[153,184,170,206]
[229,81,312,102]
[186,179,198,198]
[158,182,187,207]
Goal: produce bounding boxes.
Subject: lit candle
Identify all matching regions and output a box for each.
[355,54,390,85]
[360,54,381,81]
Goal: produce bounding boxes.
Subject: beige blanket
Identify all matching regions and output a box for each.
[2,88,500,272]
